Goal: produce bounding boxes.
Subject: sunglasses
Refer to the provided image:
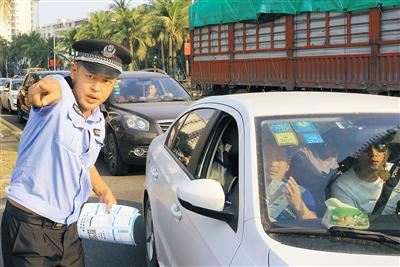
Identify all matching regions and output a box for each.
[371,143,388,152]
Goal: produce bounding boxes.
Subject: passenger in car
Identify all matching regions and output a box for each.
[286,138,339,216]
[330,141,393,215]
[265,146,317,221]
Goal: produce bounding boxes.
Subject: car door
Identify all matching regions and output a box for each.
[148,108,222,265]
[168,105,244,266]
[1,81,10,108]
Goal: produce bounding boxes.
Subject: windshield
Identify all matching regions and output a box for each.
[257,114,400,237]
[11,80,22,91]
[111,77,191,103]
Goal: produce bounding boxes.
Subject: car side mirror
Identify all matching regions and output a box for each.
[177,179,234,223]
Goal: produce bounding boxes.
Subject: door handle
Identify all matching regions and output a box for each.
[170,203,182,221]
[150,167,159,179]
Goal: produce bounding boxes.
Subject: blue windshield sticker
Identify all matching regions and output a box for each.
[303,133,324,144]
[269,123,292,133]
[292,121,317,133]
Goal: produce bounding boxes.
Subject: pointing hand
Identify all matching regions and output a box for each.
[28,76,62,107]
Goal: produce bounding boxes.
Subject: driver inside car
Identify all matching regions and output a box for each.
[330,138,395,215]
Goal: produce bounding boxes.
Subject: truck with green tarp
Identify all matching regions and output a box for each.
[188,0,400,95]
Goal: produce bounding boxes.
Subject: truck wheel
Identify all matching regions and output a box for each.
[104,132,128,175]
[145,200,159,267]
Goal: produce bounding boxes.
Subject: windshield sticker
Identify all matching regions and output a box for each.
[292,121,317,133]
[303,133,325,144]
[335,122,345,129]
[273,132,298,146]
[269,123,292,133]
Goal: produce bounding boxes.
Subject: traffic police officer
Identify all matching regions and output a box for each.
[1,39,132,266]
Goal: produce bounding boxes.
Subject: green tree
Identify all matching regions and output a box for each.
[77,11,114,40]
[0,36,9,77]
[57,27,79,68]
[110,2,154,70]
[152,0,190,77]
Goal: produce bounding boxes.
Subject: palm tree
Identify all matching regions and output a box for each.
[77,11,114,40]
[109,0,131,11]
[20,31,49,68]
[0,36,9,77]
[57,28,79,67]
[153,0,190,78]
[111,4,154,70]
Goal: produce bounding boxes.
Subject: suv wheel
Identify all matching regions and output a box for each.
[17,107,25,123]
[104,132,128,175]
[145,200,159,267]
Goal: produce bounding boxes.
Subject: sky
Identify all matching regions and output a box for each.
[37,0,149,26]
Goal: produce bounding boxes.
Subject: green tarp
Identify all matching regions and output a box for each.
[189,0,400,28]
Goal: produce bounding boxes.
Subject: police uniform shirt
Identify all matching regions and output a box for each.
[6,75,105,225]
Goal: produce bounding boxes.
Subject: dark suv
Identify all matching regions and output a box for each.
[17,70,70,122]
[102,71,192,175]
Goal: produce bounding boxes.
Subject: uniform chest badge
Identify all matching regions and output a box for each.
[93,128,101,137]
[73,103,84,117]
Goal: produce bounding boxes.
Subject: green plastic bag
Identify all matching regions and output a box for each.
[322,198,369,229]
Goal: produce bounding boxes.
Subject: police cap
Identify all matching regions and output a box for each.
[73,39,132,78]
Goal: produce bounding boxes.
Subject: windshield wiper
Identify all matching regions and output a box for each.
[160,97,188,102]
[329,227,400,244]
[269,226,400,244]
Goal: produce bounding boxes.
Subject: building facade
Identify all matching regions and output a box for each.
[0,0,13,41]
[0,0,36,41]
[36,18,86,38]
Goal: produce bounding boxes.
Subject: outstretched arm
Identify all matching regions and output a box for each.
[90,166,117,212]
[28,76,62,107]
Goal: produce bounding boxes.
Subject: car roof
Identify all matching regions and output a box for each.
[195,92,400,117]
[118,71,170,79]
[33,70,71,76]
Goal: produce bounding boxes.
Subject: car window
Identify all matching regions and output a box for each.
[257,113,400,235]
[23,74,35,88]
[198,116,240,231]
[169,109,219,175]
[166,114,189,148]
[111,77,191,103]
[11,80,22,91]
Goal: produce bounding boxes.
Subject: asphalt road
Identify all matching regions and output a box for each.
[0,112,147,267]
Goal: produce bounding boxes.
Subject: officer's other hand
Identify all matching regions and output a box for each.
[99,190,117,213]
[28,77,61,107]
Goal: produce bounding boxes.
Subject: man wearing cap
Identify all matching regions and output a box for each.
[1,39,132,266]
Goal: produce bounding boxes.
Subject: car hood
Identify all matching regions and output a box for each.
[112,101,192,121]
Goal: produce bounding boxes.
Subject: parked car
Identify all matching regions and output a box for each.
[143,92,400,266]
[102,71,192,175]
[17,70,70,122]
[0,78,10,94]
[0,78,23,113]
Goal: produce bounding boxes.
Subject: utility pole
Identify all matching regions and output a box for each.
[53,35,56,71]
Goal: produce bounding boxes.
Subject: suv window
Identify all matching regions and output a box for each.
[168,109,219,175]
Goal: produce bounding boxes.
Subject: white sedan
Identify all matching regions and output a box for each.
[143,92,400,267]
[0,78,23,113]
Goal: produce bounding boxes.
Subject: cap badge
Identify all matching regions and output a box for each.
[101,45,116,58]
